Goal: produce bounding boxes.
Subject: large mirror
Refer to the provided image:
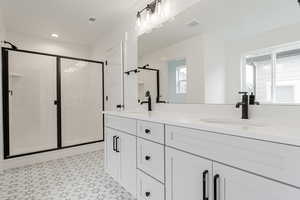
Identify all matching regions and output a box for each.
[138,0,300,105]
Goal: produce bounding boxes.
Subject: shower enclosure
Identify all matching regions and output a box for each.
[2,48,104,159]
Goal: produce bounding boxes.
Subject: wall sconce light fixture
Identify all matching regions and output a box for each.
[136,0,169,33]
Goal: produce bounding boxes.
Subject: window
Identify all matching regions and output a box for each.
[175,65,187,94]
[242,43,300,104]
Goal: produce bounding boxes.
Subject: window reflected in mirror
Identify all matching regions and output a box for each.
[242,43,300,104]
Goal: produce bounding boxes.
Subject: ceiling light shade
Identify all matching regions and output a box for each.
[51,33,59,38]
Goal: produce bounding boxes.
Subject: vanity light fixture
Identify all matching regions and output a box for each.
[136,0,169,31]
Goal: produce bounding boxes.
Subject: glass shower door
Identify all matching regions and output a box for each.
[60,59,103,146]
[8,51,58,156]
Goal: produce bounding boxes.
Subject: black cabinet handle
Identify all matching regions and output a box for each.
[113,136,117,152]
[145,192,151,197]
[214,174,220,200]
[145,155,151,161]
[145,129,151,134]
[116,104,124,109]
[203,170,209,200]
[116,136,120,153]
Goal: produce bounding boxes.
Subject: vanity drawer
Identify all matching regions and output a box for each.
[137,120,164,144]
[137,170,164,200]
[166,125,300,188]
[137,138,164,182]
[105,114,136,134]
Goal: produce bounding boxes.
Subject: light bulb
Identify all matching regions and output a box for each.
[136,12,141,26]
[137,18,141,27]
[163,0,170,18]
[146,5,151,21]
[156,0,162,17]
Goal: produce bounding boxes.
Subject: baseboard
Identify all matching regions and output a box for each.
[0,142,104,170]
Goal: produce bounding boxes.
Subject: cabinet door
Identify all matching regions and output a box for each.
[104,128,120,181]
[213,163,300,200]
[119,132,137,197]
[166,147,213,200]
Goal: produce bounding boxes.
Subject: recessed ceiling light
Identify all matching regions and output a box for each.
[89,17,96,23]
[51,33,59,38]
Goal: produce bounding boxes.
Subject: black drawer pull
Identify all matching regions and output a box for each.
[145,129,151,134]
[145,192,151,197]
[113,136,117,152]
[203,170,209,200]
[214,174,220,200]
[145,155,151,161]
[116,136,120,153]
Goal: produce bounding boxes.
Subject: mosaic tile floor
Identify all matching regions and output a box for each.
[0,151,136,200]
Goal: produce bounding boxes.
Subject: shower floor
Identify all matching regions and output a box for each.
[0,150,136,200]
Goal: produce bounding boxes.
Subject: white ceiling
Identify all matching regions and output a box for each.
[0,0,143,46]
[139,0,300,57]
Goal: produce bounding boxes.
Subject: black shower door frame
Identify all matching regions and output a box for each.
[2,47,105,159]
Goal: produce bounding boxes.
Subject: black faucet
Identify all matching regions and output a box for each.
[236,92,249,119]
[236,92,260,119]
[141,91,152,111]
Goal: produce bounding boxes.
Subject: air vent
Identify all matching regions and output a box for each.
[186,19,200,27]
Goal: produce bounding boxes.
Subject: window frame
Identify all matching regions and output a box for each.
[175,65,187,94]
[241,41,300,105]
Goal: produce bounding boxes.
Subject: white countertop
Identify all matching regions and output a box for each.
[104,111,300,147]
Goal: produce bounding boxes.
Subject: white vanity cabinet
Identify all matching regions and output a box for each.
[105,128,120,181]
[137,138,165,182]
[104,113,300,200]
[104,115,137,197]
[165,125,300,200]
[166,147,213,200]
[213,163,300,200]
[137,170,165,200]
[166,146,300,200]
[136,120,165,200]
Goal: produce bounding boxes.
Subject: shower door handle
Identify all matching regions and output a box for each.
[8,90,13,96]
[54,100,58,105]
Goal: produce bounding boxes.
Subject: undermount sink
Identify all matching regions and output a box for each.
[198,118,266,128]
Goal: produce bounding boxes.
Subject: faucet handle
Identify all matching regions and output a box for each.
[145,91,151,97]
[239,91,248,95]
[249,92,260,106]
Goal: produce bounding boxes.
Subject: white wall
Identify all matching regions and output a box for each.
[139,35,205,103]
[91,15,139,110]
[202,33,226,104]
